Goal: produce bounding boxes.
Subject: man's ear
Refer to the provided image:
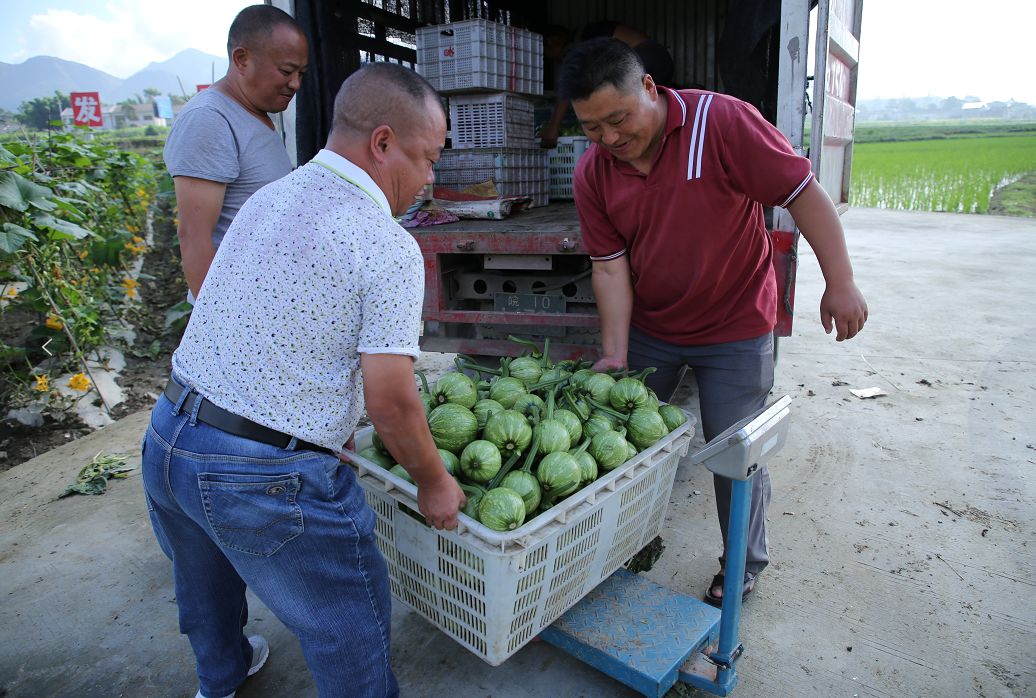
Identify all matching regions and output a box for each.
[643,73,658,97]
[231,46,250,72]
[370,124,394,162]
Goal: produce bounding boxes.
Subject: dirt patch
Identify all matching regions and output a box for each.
[1,196,186,472]
[989,173,1036,217]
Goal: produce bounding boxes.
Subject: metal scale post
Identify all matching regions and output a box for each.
[540,395,794,697]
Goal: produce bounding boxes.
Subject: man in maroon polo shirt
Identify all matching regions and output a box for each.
[562,38,868,606]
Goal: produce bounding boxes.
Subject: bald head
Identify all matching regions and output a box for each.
[227,5,304,56]
[330,63,444,141]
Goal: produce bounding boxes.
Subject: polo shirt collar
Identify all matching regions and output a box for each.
[660,86,688,135]
[310,148,392,215]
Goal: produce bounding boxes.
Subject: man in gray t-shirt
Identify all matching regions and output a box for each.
[164,5,308,299]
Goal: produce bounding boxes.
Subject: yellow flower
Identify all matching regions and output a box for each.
[2,286,17,299]
[90,267,100,274]
[173,217,180,227]
[135,188,146,198]
[68,373,91,391]
[127,225,140,233]
[78,250,89,260]
[132,235,145,244]
[45,314,64,331]
[122,277,139,299]
[34,374,50,392]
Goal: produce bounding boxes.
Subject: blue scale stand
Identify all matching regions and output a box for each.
[540,396,793,697]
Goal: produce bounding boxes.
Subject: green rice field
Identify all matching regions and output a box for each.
[849,122,1036,214]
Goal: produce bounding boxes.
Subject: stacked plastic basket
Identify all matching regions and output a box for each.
[417,19,548,207]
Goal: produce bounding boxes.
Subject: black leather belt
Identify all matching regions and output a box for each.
[163,377,337,456]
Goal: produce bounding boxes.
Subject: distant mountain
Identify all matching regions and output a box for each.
[0,56,121,110]
[0,50,229,111]
[119,49,229,101]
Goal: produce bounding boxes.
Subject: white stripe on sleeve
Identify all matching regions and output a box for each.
[589,249,627,262]
[779,172,815,208]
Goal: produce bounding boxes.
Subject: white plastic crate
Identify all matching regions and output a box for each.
[449,93,536,149]
[435,147,549,207]
[417,19,543,95]
[548,136,591,200]
[344,410,695,666]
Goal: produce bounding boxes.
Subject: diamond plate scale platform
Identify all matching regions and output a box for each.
[539,569,722,698]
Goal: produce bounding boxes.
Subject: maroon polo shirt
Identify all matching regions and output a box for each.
[574,87,813,346]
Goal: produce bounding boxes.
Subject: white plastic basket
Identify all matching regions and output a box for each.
[417,19,543,95]
[449,93,536,149]
[548,136,591,200]
[343,409,695,666]
[435,147,549,207]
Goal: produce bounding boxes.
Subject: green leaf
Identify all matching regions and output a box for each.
[0,171,55,212]
[0,144,18,166]
[32,213,95,240]
[0,222,38,253]
[165,300,193,330]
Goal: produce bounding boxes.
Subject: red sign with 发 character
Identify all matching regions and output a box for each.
[70,92,103,127]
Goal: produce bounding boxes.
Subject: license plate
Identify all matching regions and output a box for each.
[493,292,566,314]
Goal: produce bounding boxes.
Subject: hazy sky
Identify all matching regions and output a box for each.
[2,1,1034,104]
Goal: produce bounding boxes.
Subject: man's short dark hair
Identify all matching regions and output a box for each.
[558,38,645,101]
[332,62,444,136]
[227,5,303,56]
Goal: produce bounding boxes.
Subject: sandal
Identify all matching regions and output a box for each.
[703,572,756,608]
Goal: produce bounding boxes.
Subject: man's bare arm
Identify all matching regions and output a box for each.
[787,179,868,340]
[590,255,634,371]
[361,353,465,530]
[173,176,226,298]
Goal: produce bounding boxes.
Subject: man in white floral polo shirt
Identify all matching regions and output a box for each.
[142,63,463,698]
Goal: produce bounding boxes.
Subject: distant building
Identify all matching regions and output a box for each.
[60,101,185,130]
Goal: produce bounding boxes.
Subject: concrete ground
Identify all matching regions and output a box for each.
[1,208,1033,698]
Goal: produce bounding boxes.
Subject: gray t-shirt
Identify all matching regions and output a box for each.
[172,150,424,450]
[164,88,292,246]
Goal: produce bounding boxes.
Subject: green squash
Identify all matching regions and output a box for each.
[388,464,414,484]
[432,372,479,409]
[459,440,502,484]
[511,393,546,424]
[508,356,543,387]
[553,408,583,445]
[438,448,460,476]
[471,398,505,431]
[609,376,650,412]
[478,487,527,531]
[483,409,533,457]
[359,447,395,469]
[626,406,669,450]
[488,376,528,409]
[590,429,629,471]
[659,404,688,431]
[427,403,478,454]
[583,372,616,404]
[536,451,582,502]
[500,470,542,516]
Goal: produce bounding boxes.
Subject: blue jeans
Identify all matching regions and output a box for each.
[627,328,775,577]
[142,392,399,698]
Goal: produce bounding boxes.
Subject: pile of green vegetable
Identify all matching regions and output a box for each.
[357,337,688,533]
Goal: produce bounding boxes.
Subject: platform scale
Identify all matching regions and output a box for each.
[539,395,794,697]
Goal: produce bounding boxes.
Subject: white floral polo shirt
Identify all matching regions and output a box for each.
[172,149,423,450]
